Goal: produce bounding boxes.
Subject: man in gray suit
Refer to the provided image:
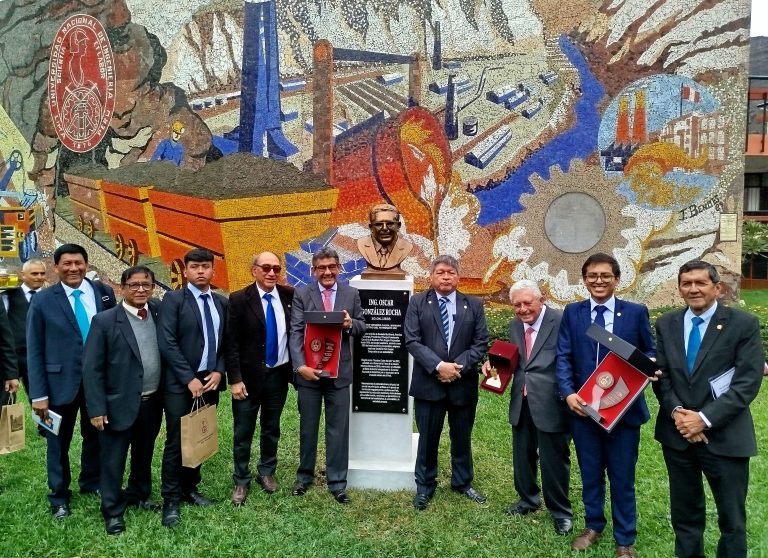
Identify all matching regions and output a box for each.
[289,247,365,504]
[654,260,764,558]
[405,255,488,511]
[482,280,572,534]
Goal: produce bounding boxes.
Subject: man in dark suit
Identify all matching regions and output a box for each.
[556,253,654,558]
[83,266,164,535]
[27,244,116,519]
[289,247,365,504]
[225,252,294,505]
[158,248,228,527]
[1,258,46,399]
[0,300,19,405]
[482,280,572,534]
[654,260,763,558]
[405,255,489,511]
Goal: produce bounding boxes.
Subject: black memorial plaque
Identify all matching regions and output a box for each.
[353,289,410,413]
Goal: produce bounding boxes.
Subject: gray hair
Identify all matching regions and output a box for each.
[251,251,279,267]
[509,279,543,300]
[22,259,46,272]
[312,247,340,266]
[430,254,459,274]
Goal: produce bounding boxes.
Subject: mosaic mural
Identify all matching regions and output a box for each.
[0,0,752,306]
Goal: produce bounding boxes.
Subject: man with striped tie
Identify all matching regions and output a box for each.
[405,255,489,511]
[27,244,116,519]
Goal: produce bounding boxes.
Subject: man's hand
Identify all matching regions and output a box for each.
[4,379,19,393]
[297,365,322,382]
[90,416,108,431]
[231,381,248,400]
[203,371,222,393]
[673,408,707,440]
[342,310,352,330]
[480,361,491,378]
[436,362,462,383]
[32,399,49,422]
[648,370,663,383]
[565,393,589,417]
[188,378,204,398]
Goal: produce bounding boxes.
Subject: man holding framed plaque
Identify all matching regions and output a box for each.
[654,260,763,558]
[289,247,365,504]
[556,253,654,558]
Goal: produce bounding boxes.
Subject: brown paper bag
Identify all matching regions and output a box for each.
[180,398,218,468]
[0,394,25,455]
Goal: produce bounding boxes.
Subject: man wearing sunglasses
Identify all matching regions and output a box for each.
[289,247,365,504]
[225,252,294,505]
[83,266,163,535]
[357,203,413,273]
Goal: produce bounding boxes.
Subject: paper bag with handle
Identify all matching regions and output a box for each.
[0,393,25,455]
[180,396,218,468]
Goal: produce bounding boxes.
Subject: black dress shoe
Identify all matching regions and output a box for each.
[554,517,574,536]
[331,489,351,504]
[128,499,161,512]
[453,486,487,504]
[161,501,180,528]
[291,481,309,496]
[413,493,431,511]
[51,504,71,519]
[505,502,539,516]
[105,515,125,535]
[181,490,213,507]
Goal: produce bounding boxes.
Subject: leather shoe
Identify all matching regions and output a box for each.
[504,502,538,516]
[128,499,161,512]
[51,504,71,520]
[181,490,213,507]
[554,517,574,535]
[161,501,180,528]
[331,489,351,504]
[256,474,277,494]
[453,486,487,504]
[616,545,637,558]
[413,493,431,511]
[292,481,309,496]
[231,484,249,506]
[105,515,125,535]
[571,528,602,551]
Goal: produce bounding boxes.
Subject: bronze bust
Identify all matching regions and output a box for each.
[357,203,413,277]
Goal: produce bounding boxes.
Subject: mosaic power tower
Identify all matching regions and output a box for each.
[237,0,298,159]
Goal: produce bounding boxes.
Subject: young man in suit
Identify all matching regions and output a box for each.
[405,255,489,511]
[83,266,164,535]
[654,260,763,558]
[27,244,116,519]
[225,252,294,505]
[1,258,46,399]
[158,248,228,527]
[289,247,365,504]
[556,253,654,558]
[482,280,572,535]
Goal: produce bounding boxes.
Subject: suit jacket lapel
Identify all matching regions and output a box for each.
[669,310,686,369]
[53,283,80,335]
[578,300,595,352]
[86,278,104,312]
[246,284,266,326]
[528,308,555,363]
[278,285,292,329]
[692,305,727,375]
[453,292,467,343]
[425,290,446,347]
[309,281,324,311]
[185,288,205,335]
[116,305,142,363]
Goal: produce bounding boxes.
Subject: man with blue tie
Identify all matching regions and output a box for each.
[27,244,116,519]
[158,249,228,527]
[556,253,654,558]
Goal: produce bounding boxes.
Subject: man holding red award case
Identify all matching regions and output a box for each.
[654,260,763,558]
[556,253,655,558]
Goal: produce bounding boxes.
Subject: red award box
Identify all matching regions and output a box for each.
[480,340,519,395]
[303,311,345,378]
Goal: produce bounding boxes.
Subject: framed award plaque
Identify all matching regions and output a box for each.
[303,311,345,378]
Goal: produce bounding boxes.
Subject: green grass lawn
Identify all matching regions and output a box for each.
[1,305,767,557]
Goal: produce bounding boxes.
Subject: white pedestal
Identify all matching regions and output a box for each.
[347,275,417,491]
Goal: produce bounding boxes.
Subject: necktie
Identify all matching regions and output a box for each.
[72,289,90,342]
[200,293,217,371]
[524,326,535,359]
[322,288,333,311]
[137,307,148,320]
[264,293,278,367]
[28,290,36,303]
[687,316,704,374]
[438,296,450,345]
[593,305,607,328]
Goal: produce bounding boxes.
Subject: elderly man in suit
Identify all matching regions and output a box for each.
[83,266,164,535]
[556,253,654,558]
[27,244,116,519]
[405,254,488,511]
[482,280,572,534]
[654,260,763,558]
[158,248,228,527]
[225,252,294,505]
[1,258,46,399]
[289,247,365,504]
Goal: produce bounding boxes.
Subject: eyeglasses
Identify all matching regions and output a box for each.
[313,264,339,272]
[371,221,398,230]
[256,264,282,274]
[124,282,154,292]
[584,273,615,283]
